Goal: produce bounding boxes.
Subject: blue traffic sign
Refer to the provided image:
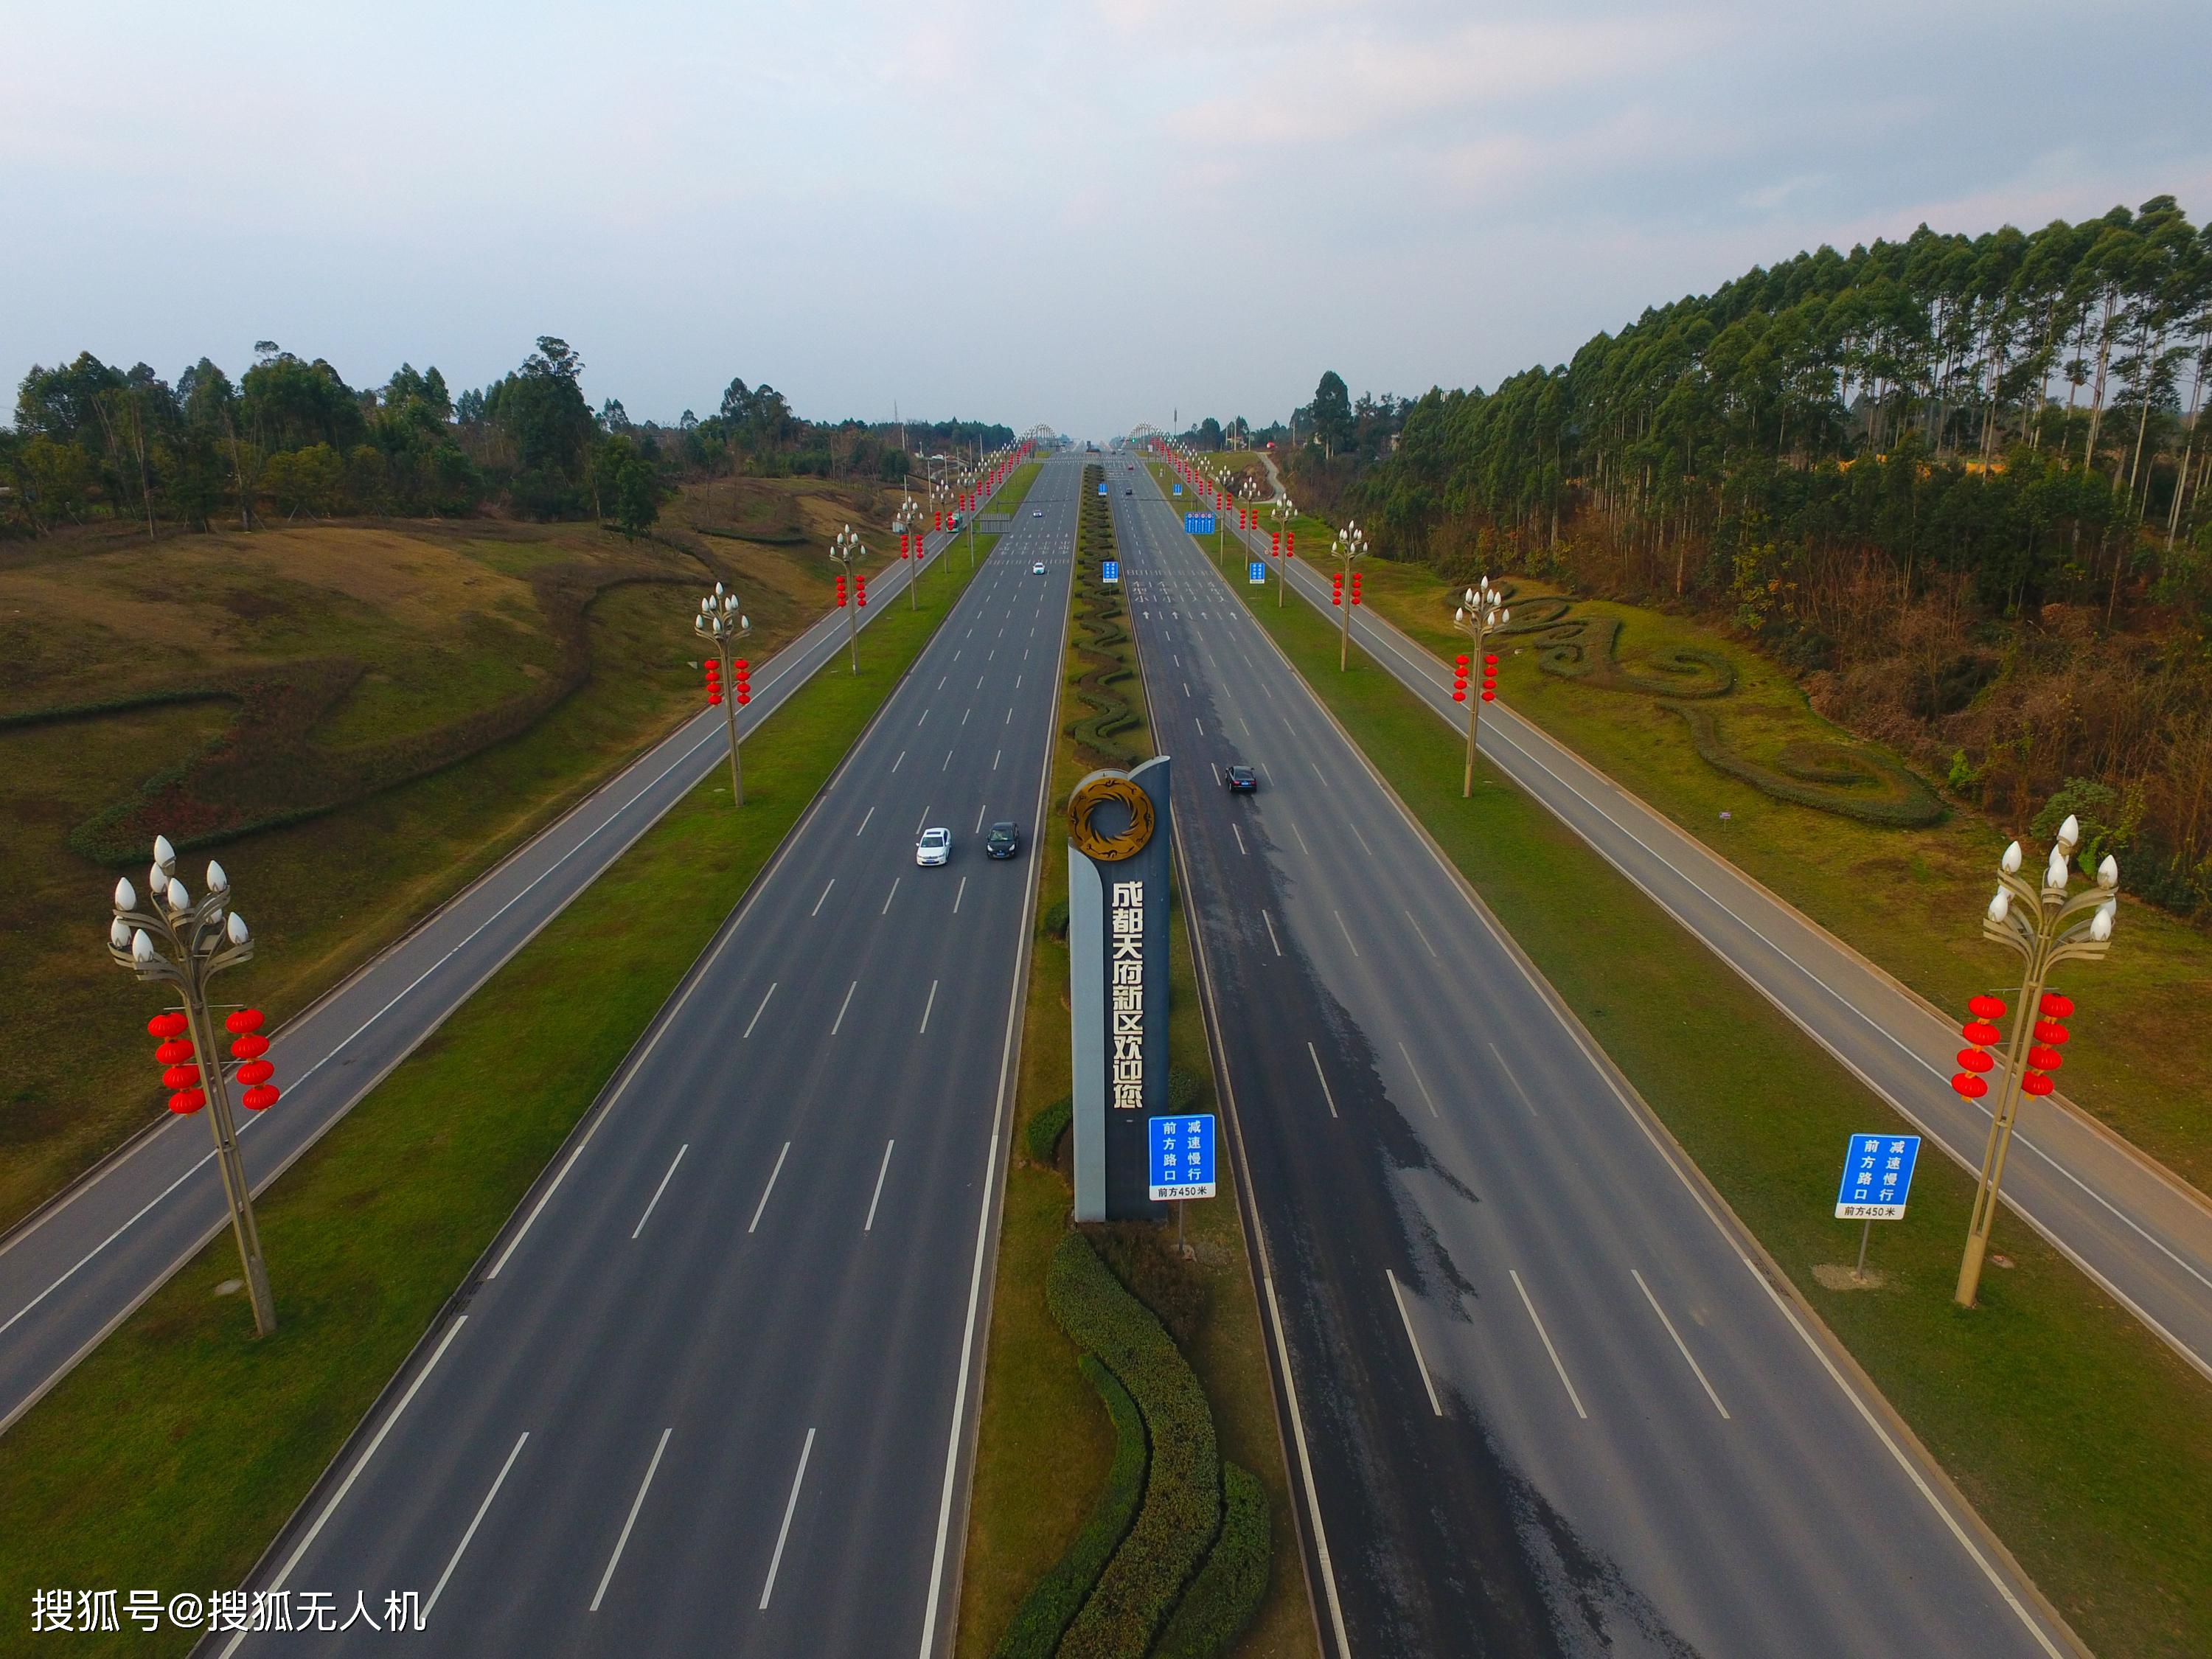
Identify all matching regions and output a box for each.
[1101,560,1120,583]
[1835,1132,1920,1220]
[1172,482,1183,495]
[1097,482,1107,495]
[1248,561,1267,585]
[1184,513,1216,535]
[1150,1113,1217,1201]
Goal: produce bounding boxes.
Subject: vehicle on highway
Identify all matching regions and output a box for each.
[1033,508,1043,516]
[1032,560,1046,574]
[984,821,1022,859]
[1225,765,1257,793]
[916,827,951,866]
[1124,487,1133,495]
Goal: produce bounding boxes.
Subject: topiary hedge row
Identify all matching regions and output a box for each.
[1152,1461,1270,1659]
[991,1355,1148,1659]
[1669,705,1945,827]
[1027,1094,1074,1167]
[1048,1232,1220,1659]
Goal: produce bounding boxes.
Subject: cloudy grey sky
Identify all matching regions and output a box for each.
[4,0,2208,439]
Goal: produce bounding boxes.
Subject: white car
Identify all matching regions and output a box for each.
[1032,560,1046,574]
[916,827,951,867]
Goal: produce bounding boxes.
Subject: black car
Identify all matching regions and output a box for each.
[1224,765,1257,793]
[985,821,1023,858]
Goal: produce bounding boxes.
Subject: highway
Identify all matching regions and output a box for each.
[1178,457,2212,1388]
[0,459,1033,1439]
[1108,463,2073,1658]
[212,455,1080,1656]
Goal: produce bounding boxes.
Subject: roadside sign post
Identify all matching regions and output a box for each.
[1248,560,1267,585]
[1102,559,1119,584]
[1150,1113,1217,1259]
[1834,1131,1920,1281]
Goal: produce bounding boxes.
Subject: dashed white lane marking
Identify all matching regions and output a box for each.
[1397,1041,1441,1119]
[1511,1270,1587,1419]
[630,1144,688,1239]
[590,1427,672,1612]
[866,1141,896,1231]
[744,983,779,1037]
[1262,911,1283,956]
[748,1141,792,1234]
[1632,1269,1731,1419]
[1308,1043,1339,1118]
[1387,1271,1444,1416]
[831,979,858,1036]
[759,1427,817,1610]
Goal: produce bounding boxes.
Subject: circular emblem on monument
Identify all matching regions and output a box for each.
[1068,773,1154,862]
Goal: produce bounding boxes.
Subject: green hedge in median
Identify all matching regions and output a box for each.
[1154,1461,1270,1659]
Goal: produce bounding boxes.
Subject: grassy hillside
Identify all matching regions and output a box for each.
[0,477,908,1229]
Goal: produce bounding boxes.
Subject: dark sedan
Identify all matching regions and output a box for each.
[985,821,1023,858]
[1224,765,1257,793]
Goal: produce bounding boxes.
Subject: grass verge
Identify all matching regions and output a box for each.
[954,533,1315,1659]
[0,540,995,1658]
[1212,540,2212,1658]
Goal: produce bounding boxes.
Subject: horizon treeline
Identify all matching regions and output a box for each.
[1226,196,2212,911]
[0,335,1013,538]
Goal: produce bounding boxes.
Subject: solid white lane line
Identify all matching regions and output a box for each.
[1511,1270,1587,1419]
[1386,1270,1444,1416]
[954,875,967,914]
[218,1314,470,1654]
[748,1141,792,1234]
[919,979,940,1034]
[866,1141,896,1231]
[1231,823,1246,856]
[743,983,778,1039]
[1262,911,1283,957]
[812,878,835,916]
[759,1427,816,1610]
[1334,909,1360,958]
[1397,1042,1441,1119]
[883,877,900,915]
[892,749,905,772]
[1632,1270,1731,1419]
[1487,1041,1539,1116]
[630,1144,688,1239]
[591,1427,672,1612]
[831,979,858,1035]
[426,1430,528,1621]
[1308,1043,1339,1119]
[1402,908,1439,959]
[855,806,874,837]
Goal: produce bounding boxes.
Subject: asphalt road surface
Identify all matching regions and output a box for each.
[206,456,1082,1657]
[1189,462,2212,1389]
[1109,464,2071,1659]
[0,468,1032,1439]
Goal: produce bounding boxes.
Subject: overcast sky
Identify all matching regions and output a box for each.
[4,0,2208,439]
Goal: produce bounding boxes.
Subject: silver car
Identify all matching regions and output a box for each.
[916,827,951,867]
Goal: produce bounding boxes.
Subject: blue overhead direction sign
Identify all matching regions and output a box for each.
[1102,560,1120,584]
[1149,1114,1217,1201]
[1836,1132,1920,1220]
[1248,561,1267,585]
[1184,513,1216,535]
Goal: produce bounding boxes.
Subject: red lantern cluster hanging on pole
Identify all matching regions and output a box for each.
[2024,991,2073,1096]
[1270,530,1281,557]
[1286,531,1296,558]
[1482,652,1498,702]
[1331,572,1343,605]
[898,531,911,560]
[1349,573,1363,606]
[855,574,868,608]
[704,658,723,706]
[228,1008,279,1110]
[1952,992,2006,1099]
[1453,654,1470,702]
[835,574,849,608]
[150,1011,203,1113]
[733,658,751,706]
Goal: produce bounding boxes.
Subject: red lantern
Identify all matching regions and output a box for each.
[2040,992,2076,1018]
[148,1011,189,1040]
[242,1085,279,1111]
[2021,1074,2055,1096]
[229,1031,268,1061]
[169,1089,206,1115]
[1967,994,2007,1020]
[2028,1045,2064,1072]
[237,1060,276,1086]
[1961,1019,2000,1046]
[1951,1073,1989,1099]
[156,1038,195,1066]
[1481,689,1496,702]
[2033,1020,2070,1045]
[1453,687,1467,702]
[1956,1047,1994,1073]
[163,1064,199,1089]
[225,1008,264,1035]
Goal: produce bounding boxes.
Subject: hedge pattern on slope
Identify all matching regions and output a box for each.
[1152,1461,1270,1659]
[991,1355,1149,1659]
[1048,1232,1221,1659]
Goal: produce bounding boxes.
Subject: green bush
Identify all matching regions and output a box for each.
[1048,1233,1220,1659]
[1670,706,1944,827]
[1154,1462,1271,1659]
[1027,1094,1073,1168]
[1042,897,1071,938]
[990,1357,1147,1659]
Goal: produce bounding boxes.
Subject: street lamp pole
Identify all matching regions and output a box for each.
[1451,580,1509,798]
[1953,819,2119,1307]
[1333,521,1367,671]
[694,582,751,805]
[1270,494,1295,609]
[108,838,276,1336]
[894,505,920,611]
[830,524,865,673]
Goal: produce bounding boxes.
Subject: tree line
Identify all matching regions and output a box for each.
[1227,197,2212,910]
[1,336,1009,540]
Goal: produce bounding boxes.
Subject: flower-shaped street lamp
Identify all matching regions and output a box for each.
[695,582,752,805]
[830,524,866,673]
[1451,580,1511,798]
